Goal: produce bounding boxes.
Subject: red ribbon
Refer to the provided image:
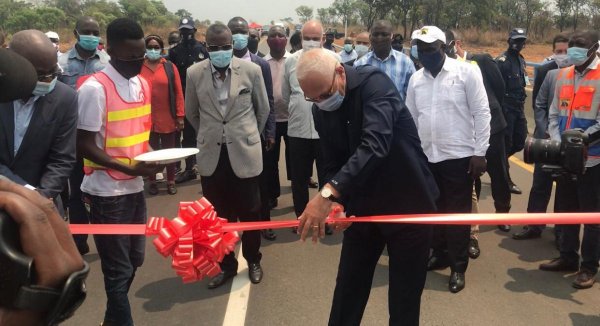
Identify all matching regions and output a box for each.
[68,197,600,283]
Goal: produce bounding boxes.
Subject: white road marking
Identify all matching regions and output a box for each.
[223,244,251,326]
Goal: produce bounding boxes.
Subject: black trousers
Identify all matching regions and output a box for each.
[504,103,527,156]
[526,163,554,232]
[429,158,473,273]
[329,223,432,326]
[486,132,511,212]
[200,146,262,273]
[259,141,277,221]
[68,158,89,251]
[288,137,323,216]
[177,117,197,171]
[266,122,291,200]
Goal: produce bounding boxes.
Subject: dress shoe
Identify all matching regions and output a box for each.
[262,229,277,241]
[308,177,318,189]
[207,271,237,289]
[77,243,90,256]
[167,184,177,195]
[449,272,465,293]
[509,182,522,194]
[175,170,197,184]
[573,269,596,289]
[427,255,450,271]
[248,263,263,284]
[539,257,579,272]
[468,238,481,259]
[497,225,511,232]
[148,182,159,195]
[512,228,542,240]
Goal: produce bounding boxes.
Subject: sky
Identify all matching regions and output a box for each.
[162,0,335,25]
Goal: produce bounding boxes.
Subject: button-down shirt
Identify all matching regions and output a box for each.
[282,49,341,139]
[13,96,39,155]
[58,46,109,88]
[406,57,491,163]
[265,51,290,122]
[340,49,358,64]
[354,49,415,101]
[210,64,232,117]
[77,63,144,196]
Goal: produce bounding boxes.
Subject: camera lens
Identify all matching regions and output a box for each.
[523,137,562,165]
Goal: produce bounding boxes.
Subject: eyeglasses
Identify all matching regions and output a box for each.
[207,44,233,52]
[37,66,61,82]
[305,68,338,103]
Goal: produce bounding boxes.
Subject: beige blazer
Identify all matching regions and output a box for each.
[185,57,269,178]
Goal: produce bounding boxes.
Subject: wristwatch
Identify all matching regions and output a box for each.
[320,186,338,202]
[0,210,89,326]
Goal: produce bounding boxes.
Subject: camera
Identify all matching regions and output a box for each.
[523,129,589,176]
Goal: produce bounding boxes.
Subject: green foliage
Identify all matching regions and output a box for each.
[295,5,314,23]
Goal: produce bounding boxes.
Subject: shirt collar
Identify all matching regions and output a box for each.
[210,63,230,78]
[264,51,290,61]
[68,46,99,60]
[372,49,398,62]
[15,96,40,106]
[241,49,252,62]
[422,55,455,78]
[103,62,134,87]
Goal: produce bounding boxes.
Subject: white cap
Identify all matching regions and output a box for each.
[45,31,59,40]
[411,26,446,44]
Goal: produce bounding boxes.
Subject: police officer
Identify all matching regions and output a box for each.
[496,28,528,203]
[168,17,209,184]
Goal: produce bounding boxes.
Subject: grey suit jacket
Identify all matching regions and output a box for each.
[185,57,269,178]
[0,81,78,198]
[534,69,559,139]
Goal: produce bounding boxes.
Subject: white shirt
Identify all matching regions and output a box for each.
[265,51,290,122]
[13,96,39,155]
[340,49,358,64]
[406,56,491,163]
[77,64,145,196]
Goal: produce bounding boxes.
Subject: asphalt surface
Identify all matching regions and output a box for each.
[64,73,600,326]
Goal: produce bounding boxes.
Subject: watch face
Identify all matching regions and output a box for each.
[321,187,332,198]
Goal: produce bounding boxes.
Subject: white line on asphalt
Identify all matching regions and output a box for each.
[223,244,250,326]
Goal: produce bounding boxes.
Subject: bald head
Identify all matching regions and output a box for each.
[297,49,341,100]
[302,20,324,37]
[9,30,57,73]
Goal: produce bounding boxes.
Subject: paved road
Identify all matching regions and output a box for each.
[65,88,600,326]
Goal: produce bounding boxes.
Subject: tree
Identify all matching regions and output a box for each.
[555,0,572,31]
[523,0,543,34]
[331,0,358,26]
[317,7,332,25]
[175,8,192,19]
[572,0,589,30]
[295,5,313,23]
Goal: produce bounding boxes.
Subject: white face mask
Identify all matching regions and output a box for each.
[355,44,369,57]
[302,40,321,52]
[553,54,571,68]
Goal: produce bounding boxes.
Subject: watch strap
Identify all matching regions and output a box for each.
[12,285,61,311]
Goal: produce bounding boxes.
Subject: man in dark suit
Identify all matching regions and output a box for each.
[0,30,77,210]
[228,17,277,241]
[296,49,438,326]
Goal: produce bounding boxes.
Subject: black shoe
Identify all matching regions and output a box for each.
[509,183,522,194]
[449,272,465,293]
[77,243,90,256]
[248,263,263,284]
[427,255,450,271]
[148,183,158,195]
[539,257,579,272]
[175,170,197,184]
[512,228,542,240]
[268,198,278,209]
[325,225,333,235]
[308,178,318,189]
[262,229,277,241]
[497,225,511,232]
[468,238,481,259]
[207,271,237,289]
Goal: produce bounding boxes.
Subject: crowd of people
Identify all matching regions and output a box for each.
[0,12,600,326]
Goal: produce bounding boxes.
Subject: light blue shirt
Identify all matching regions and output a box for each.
[58,47,109,88]
[354,49,416,101]
[13,96,39,155]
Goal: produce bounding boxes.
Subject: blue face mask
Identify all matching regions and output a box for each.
[567,46,593,67]
[146,49,162,61]
[32,77,57,96]
[78,33,100,51]
[411,45,418,59]
[343,44,353,53]
[209,49,233,68]
[232,34,249,50]
[355,44,369,57]
[419,50,445,73]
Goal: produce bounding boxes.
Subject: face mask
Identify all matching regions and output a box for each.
[410,45,419,59]
[180,31,195,44]
[146,49,162,61]
[355,44,369,57]
[567,46,593,67]
[248,37,259,54]
[316,91,344,111]
[267,37,287,52]
[553,54,571,68]
[510,40,525,52]
[111,58,144,79]
[302,40,321,51]
[343,44,353,53]
[78,34,100,51]
[32,77,57,96]
[232,33,249,50]
[209,49,233,68]
[419,50,445,73]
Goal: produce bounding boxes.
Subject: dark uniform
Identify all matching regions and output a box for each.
[168,18,209,177]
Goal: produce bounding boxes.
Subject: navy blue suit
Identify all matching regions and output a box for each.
[313,64,438,325]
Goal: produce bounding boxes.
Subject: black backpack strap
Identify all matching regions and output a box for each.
[163,60,177,120]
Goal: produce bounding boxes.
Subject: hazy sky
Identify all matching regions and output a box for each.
[162,0,335,25]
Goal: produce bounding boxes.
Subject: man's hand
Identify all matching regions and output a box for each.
[468,156,487,179]
[176,118,185,131]
[128,161,165,177]
[329,203,353,233]
[265,138,275,151]
[298,194,333,243]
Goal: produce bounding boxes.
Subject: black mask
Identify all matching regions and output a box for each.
[509,40,525,52]
[111,58,144,79]
[392,42,403,52]
[419,50,445,73]
[248,37,259,54]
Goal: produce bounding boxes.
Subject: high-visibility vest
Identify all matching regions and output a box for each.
[83,72,151,180]
[555,66,600,157]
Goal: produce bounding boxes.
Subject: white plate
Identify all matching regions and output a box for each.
[134,148,199,164]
